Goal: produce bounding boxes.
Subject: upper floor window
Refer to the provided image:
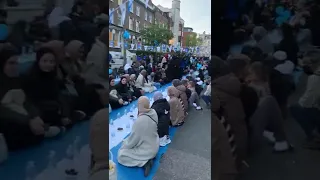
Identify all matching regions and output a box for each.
[136,6,140,16]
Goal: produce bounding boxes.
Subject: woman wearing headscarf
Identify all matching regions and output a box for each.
[212,56,248,165]
[89,108,108,180]
[129,74,144,98]
[118,96,159,177]
[59,40,104,116]
[23,48,74,128]
[116,76,132,103]
[167,86,185,126]
[109,77,125,109]
[0,48,45,150]
[172,79,189,112]
[151,91,171,147]
[135,69,156,93]
[252,26,274,55]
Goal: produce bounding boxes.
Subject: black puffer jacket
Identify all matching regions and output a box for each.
[151,99,170,137]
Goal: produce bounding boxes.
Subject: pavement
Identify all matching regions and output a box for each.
[153,102,211,180]
[238,74,320,180]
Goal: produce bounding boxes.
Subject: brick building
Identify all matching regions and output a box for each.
[109,0,172,51]
[181,27,197,47]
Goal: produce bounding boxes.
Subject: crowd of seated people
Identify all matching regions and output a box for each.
[107,54,211,176]
[213,1,320,180]
[0,0,110,153]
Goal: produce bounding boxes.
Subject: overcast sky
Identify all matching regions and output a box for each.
[152,0,211,34]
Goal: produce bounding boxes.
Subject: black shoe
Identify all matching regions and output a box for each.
[173,122,184,127]
[143,159,153,177]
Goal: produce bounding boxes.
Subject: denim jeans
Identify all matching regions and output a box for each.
[290,104,320,139]
[201,95,211,105]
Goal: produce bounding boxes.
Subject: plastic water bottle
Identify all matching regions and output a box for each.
[110,118,114,125]
[124,109,127,115]
[25,161,36,180]
[117,113,121,120]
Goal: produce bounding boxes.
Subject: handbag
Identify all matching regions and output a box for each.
[109,151,117,180]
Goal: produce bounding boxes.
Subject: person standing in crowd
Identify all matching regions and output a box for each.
[151,91,171,147]
[118,96,159,177]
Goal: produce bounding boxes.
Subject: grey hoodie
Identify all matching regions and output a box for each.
[117,109,159,167]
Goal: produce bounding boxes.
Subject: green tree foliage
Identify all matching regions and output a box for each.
[185,32,198,46]
[140,24,174,45]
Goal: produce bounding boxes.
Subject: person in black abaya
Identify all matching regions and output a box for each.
[23,48,73,128]
[0,48,44,150]
[109,77,125,109]
[116,76,133,103]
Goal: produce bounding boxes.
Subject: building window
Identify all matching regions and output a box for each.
[117,14,122,26]
[136,6,140,16]
[118,0,122,5]
[145,12,148,21]
[129,3,133,13]
[109,9,114,24]
[129,17,134,30]
[149,15,152,23]
[136,20,140,32]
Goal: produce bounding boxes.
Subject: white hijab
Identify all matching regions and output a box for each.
[48,7,71,28]
[124,63,131,71]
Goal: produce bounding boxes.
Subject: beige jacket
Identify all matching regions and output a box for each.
[84,38,108,88]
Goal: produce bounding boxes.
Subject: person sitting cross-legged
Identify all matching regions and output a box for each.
[118,96,159,177]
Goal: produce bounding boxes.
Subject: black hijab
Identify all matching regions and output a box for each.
[116,76,128,94]
[23,48,60,101]
[0,48,20,100]
[109,77,116,90]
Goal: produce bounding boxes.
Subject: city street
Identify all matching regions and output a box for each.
[154,102,211,180]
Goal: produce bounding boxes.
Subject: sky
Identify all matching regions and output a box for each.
[152,0,211,34]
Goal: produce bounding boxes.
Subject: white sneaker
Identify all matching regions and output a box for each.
[196,106,202,110]
[273,141,290,152]
[123,101,129,105]
[165,136,171,145]
[192,103,197,107]
[159,136,167,147]
[263,130,276,143]
[45,126,61,138]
